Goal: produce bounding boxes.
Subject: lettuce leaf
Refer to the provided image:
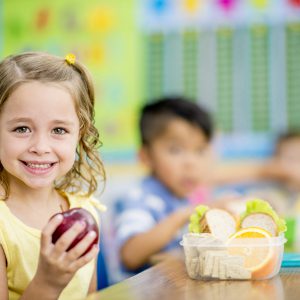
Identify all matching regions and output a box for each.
[241,199,287,233]
[188,205,209,233]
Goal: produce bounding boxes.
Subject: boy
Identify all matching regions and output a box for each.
[114,97,214,276]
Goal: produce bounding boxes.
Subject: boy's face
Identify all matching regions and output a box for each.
[140,118,212,198]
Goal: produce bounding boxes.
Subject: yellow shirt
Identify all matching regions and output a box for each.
[0,192,105,300]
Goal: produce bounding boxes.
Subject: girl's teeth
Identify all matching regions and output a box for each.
[27,163,51,169]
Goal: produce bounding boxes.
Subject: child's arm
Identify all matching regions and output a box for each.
[208,156,300,187]
[20,214,99,300]
[0,245,8,300]
[120,206,194,271]
[208,160,282,185]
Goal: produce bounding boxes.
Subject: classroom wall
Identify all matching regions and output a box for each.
[2,0,300,162]
[141,0,300,158]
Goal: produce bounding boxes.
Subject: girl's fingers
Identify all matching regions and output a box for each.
[68,244,99,272]
[66,231,98,260]
[51,221,87,255]
[41,214,64,249]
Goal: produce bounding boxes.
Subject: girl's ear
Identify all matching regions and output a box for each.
[138,146,152,168]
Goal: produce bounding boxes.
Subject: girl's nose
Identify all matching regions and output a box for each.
[29,134,51,154]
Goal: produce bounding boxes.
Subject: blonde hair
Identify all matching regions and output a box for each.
[0,52,105,199]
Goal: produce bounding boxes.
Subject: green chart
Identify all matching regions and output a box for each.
[216,27,234,133]
[250,24,270,132]
[286,23,300,130]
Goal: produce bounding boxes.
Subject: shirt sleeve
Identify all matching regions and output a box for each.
[114,190,156,248]
[77,194,106,229]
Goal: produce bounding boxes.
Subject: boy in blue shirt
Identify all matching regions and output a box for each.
[114,97,214,276]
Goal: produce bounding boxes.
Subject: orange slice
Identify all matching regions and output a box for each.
[229,227,272,239]
[227,227,277,279]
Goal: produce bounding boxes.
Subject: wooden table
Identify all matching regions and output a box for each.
[87,250,300,300]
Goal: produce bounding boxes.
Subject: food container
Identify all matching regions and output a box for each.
[180,233,286,280]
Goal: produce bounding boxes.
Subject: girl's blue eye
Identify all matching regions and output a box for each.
[14,126,30,133]
[53,128,67,135]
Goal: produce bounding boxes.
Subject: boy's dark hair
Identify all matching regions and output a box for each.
[139,96,213,146]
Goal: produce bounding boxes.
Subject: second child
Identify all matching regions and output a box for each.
[114,97,214,275]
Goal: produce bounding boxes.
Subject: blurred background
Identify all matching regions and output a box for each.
[2,0,300,163]
[2,0,300,287]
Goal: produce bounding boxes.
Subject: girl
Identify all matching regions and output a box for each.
[0,52,106,300]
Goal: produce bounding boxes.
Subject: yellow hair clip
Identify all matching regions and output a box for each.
[65,53,76,65]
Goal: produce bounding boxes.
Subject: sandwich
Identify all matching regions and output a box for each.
[188,205,237,241]
[239,198,287,236]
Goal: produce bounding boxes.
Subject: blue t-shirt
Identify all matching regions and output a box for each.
[114,175,189,277]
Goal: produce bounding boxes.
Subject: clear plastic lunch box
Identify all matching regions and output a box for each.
[180,233,286,280]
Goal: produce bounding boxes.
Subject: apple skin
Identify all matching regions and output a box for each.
[51,208,99,256]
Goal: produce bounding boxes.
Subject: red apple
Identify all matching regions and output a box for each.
[51,208,99,256]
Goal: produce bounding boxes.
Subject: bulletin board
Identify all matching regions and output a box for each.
[1,0,142,162]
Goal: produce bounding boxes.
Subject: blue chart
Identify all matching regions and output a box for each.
[141,0,300,157]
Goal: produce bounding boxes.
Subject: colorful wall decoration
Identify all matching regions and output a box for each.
[1,0,300,160]
[1,0,142,162]
[143,0,300,133]
[141,0,300,157]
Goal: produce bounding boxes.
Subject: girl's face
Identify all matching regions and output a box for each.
[0,81,80,190]
[140,118,213,199]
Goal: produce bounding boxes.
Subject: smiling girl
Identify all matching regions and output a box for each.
[0,52,105,300]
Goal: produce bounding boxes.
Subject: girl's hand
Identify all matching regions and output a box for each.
[33,214,99,295]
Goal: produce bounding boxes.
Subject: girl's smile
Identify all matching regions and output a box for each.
[20,160,58,176]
